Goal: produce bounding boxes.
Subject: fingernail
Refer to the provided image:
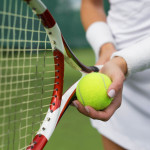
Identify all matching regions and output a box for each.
[85,107,90,113]
[108,89,116,98]
[72,101,78,108]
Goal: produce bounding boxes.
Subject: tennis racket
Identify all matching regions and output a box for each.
[0,0,102,149]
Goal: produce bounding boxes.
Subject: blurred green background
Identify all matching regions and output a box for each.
[44,0,109,149]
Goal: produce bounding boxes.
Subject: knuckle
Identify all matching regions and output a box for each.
[120,73,126,82]
[118,101,122,107]
[122,75,126,81]
[117,102,121,109]
[100,114,111,121]
[89,111,112,121]
[89,114,97,120]
[101,116,110,122]
[116,82,123,89]
[89,114,112,122]
[102,111,114,121]
[91,116,97,120]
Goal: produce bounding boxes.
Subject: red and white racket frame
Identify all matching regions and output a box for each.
[25,0,101,149]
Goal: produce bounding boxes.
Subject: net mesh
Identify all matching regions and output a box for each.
[0,0,55,149]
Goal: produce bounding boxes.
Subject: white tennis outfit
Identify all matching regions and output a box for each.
[88,0,150,150]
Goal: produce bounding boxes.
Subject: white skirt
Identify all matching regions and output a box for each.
[90,69,150,150]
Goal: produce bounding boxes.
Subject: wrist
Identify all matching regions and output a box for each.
[96,43,116,64]
[100,43,116,57]
[111,56,127,76]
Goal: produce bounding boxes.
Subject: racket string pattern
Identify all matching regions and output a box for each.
[0,0,61,149]
[0,0,101,149]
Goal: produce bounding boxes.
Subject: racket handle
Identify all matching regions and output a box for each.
[89,65,103,72]
[95,65,103,70]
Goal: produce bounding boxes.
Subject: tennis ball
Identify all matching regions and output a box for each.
[76,72,113,110]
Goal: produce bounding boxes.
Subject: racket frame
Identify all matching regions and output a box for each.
[25,0,99,149]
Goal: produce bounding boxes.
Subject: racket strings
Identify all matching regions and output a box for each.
[0,112,47,135]
[0,0,59,149]
[0,82,59,106]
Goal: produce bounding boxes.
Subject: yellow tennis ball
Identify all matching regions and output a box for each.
[76,72,113,110]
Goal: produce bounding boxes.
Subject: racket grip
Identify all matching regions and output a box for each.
[89,65,103,72]
[95,65,103,70]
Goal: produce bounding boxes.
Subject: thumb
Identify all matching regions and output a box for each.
[107,73,124,98]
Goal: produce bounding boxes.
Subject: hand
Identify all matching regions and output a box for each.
[73,56,127,121]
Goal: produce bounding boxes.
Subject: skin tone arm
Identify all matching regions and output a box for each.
[73,0,127,121]
[80,0,106,30]
[81,0,116,64]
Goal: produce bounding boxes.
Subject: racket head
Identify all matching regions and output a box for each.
[0,0,100,149]
[0,0,65,149]
[26,0,99,73]
[25,0,101,149]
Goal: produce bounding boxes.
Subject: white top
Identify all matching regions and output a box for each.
[90,1,150,150]
[108,0,150,75]
[108,0,150,49]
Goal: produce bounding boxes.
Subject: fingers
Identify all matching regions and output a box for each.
[72,100,89,117]
[72,58,125,121]
[108,72,125,98]
[72,90,122,121]
[100,62,125,99]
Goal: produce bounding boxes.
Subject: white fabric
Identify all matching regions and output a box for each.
[90,0,150,150]
[86,22,115,60]
[91,71,150,150]
[111,36,150,76]
[107,0,150,50]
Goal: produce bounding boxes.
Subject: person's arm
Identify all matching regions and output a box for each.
[73,56,127,121]
[72,0,127,121]
[112,36,150,76]
[81,0,106,30]
[81,0,116,63]
[84,36,150,120]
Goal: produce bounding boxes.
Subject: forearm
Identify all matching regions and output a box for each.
[111,57,127,76]
[96,43,116,65]
[111,36,150,76]
[81,0,115,61]
[81,0,106,30]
